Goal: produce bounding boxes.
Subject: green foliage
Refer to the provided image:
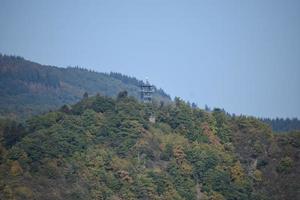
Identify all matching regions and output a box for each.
[212,108,232,143]
[27,112,64,131]
[276,156,293,173]
[203,167,251,200]
[160,143,173,161]
[186,144,220,180]
[71,95,115,115]
[0,118,27,148]
[0,93,298,200]
[167,161,196,200]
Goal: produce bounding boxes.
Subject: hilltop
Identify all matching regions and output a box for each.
[1,54,300,133]
[0,93,299,200]
[0,54,170,119]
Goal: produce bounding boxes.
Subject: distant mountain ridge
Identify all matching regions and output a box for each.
[0,54,171,118]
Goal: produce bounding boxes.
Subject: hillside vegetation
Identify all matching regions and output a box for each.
[0,54,170,119]
[0,93,299,200]
[261,118,300,132]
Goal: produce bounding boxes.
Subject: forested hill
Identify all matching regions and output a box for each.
[0,93,299,200]
[0,54,170,119]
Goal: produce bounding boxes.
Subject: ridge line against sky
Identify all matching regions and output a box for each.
[0,0,299,118]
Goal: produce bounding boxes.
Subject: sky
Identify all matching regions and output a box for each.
[0,0,300,118]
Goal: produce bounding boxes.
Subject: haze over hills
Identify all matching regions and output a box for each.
[0,54,170,119]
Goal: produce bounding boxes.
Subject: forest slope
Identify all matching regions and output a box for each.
[0,54,170,119]
[0,94,299,200]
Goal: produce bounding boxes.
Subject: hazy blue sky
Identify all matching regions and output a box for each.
[1,0,299,118]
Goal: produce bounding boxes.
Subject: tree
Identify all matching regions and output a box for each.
[60,104,71,113]
[83,92,89,99]
[117,90,128,100]
[276,156,293,173]
[2,120,26,148]
[205,104,211,112]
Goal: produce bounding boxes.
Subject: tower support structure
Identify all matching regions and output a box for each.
[140,80,154,103]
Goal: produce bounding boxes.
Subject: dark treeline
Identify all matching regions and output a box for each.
[203,102,300,133]
[261,117,300,132]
